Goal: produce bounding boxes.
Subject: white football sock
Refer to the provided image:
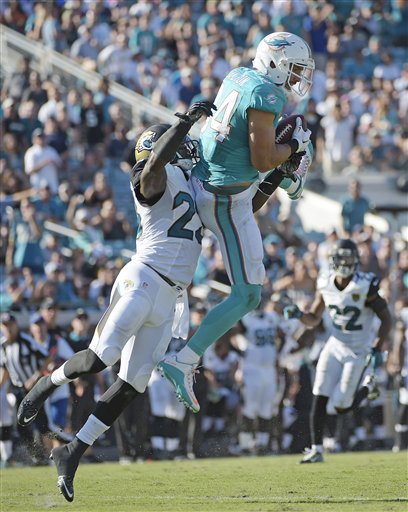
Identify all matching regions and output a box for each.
[151,436,165,450]
[165,438,179,452]
[176,346,200,366]
[76,414,109,446]
[312,444,323,453]
[51,362,72,386]
[0,440,12,461]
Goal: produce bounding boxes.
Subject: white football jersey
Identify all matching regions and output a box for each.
[131,162,202,288]
[241,311,280,366]
[318,270,379,350]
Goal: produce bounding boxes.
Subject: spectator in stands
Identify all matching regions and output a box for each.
[31,180,62,224]
[80,90,105,147]
[41,4,65,51]
[83,171,113,210]
[19,99,43,145]
[90,199,133,242]
[340,179,371,236]
[1,55,30,101]
[24,128,61,195]
[106,123,129,160]
[1,98,26,142]
[321,100,357,176]
[38,83,64,125]
[2,133,24,171]
[70,25,99,64]
[246,9,272,50]
[9,198,44,275]
[175,68,201,112]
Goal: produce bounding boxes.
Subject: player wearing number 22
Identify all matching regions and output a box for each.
[284,239,392,463]
[16,101,216,501]
[158,32,315,413]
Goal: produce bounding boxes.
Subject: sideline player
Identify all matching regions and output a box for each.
[17,101,215,501]
[158,32,315,413]
[284,239,391,463]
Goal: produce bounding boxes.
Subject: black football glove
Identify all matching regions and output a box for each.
[175,101,217,124]
[279,151,306,180]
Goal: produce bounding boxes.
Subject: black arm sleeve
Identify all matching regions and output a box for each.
[258,168,285,196]
[152,118,192,164]
[365,276,388,314]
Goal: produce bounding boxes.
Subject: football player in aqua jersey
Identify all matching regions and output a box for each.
[158,32,315,413]
[283,239,392,463]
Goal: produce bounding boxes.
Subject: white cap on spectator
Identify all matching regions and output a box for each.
[2,98,14,109]
[45,262,63,275]
[75,208,89,224]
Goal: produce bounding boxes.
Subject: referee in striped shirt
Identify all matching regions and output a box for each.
[0,312,53,464]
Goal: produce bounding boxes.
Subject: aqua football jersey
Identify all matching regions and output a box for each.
[192,67,286,187]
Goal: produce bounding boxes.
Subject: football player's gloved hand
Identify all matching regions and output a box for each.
[365,347,383,370]
[279,142,314,200]
[291,117,312,153]
[279,151,306,180]
[176,101,217,124]
[283,304,302,320]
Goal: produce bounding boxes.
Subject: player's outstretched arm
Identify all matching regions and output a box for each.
[140,101,216,199]
[284,292,325,328]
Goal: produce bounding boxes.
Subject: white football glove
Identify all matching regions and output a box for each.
[291,117,312,153]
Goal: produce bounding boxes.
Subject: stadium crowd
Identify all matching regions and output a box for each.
[0,0,407,465]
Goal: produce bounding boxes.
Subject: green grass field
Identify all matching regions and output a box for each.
[1,451,407,512]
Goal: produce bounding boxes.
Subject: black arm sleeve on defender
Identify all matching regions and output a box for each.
[365,276,387,314]
[258,168,285,196]
[152,118,192,164]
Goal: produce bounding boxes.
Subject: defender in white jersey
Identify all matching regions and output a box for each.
[237,308,281,454]
[16,101,216,501]
[284,239,391,463]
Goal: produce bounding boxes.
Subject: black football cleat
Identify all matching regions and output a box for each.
[50,444,81,502]
[17,376,56,426]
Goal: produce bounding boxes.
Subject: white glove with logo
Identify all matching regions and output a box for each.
[291,117,312,153]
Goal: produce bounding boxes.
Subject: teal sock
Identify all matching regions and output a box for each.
[188,283,261,356]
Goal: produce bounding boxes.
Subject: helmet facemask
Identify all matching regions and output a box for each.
[286,62,314,97]
[330,249,359,278]
[173,136,199,172]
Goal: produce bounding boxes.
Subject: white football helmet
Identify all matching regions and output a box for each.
[252,32,315,97]
[329,239,360,279]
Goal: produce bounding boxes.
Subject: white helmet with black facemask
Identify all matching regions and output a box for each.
[253,32,315,98]
[329,239,360,279]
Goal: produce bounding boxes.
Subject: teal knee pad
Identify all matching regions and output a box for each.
[231,283,261,316]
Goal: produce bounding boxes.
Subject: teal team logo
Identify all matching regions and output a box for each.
[266,37,294,49]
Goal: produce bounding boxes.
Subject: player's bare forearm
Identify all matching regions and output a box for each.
[299,311,322,328]
[300,293,325,327]
[372,306,392,350]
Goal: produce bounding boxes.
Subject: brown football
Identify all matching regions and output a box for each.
[275,114,307,144]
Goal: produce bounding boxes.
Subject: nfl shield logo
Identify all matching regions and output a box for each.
[352,294,360,302]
